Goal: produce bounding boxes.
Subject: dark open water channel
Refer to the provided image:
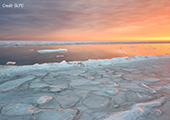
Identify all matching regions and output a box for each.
[0,44,170,65]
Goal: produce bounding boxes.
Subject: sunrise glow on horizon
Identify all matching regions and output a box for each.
[0,0,170,41]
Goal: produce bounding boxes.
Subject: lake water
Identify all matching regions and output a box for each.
[0,44,170,65]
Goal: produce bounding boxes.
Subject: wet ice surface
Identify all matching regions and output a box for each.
[0,56,170,120]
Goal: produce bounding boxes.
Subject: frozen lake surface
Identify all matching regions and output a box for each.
[0,43,170,65]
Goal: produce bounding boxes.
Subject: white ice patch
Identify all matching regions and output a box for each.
[143,78,160,83]
[140,83,157,94]
[56,55,64,57]
[36,95,53,104]
[37,49,67,53]
[6,61,16,65]
[101,88,119,96]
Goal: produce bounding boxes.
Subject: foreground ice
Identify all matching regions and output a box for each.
[0,55,170,120]
[101,97,165,120]
[1,103,39,116]
[37,48,67,53]
[0,76,35,91]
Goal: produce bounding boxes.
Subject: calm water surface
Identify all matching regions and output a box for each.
[0,44,170,65]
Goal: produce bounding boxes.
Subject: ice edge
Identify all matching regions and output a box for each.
[1,55,170,69]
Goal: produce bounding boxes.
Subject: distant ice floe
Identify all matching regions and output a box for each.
[0,41,169,47]
[6,61,16,65]
[29,49,34,51]
[37,49,67,53]
[56,55,64,58]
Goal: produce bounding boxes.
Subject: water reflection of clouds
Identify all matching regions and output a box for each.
[0,44,170,65]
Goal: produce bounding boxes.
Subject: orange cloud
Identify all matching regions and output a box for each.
[0,0,170,41]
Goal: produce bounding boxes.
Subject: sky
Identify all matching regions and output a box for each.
[0,0,170,41]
